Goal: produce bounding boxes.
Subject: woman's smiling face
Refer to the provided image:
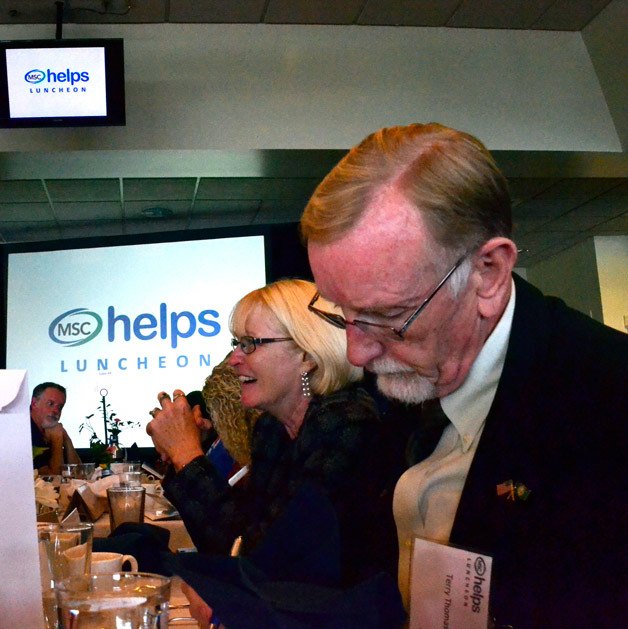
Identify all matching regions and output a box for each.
[228,303,307,421]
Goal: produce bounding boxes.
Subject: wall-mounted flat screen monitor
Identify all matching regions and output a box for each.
[0,38,125,128]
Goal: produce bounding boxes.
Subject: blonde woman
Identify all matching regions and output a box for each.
[147,279,397,587]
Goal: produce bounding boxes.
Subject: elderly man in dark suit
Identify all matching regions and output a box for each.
[301,123,627,629]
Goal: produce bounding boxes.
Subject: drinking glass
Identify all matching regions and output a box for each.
[75,463,96,480]
[56,572,171,628]
[38,522,94,629]
[107,486,146,531]
[61,464,78,483]
[119,471,142,487]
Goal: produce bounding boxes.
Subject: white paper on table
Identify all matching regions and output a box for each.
[409,536,492,629]
[0,370,46,628]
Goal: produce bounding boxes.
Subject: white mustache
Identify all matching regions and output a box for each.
[368,358,416,375]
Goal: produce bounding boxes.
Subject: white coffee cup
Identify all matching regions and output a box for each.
[90,551,138,574]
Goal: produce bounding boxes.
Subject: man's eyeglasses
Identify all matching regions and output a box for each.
[308,255,467,340]
[231,335,293,355]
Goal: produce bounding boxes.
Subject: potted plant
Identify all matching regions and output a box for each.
[79,389,140,468]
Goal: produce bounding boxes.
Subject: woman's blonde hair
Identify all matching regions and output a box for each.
[229,278,362,396]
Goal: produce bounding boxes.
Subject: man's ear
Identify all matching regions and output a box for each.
[474,237,517,318]
[191,404,205,429]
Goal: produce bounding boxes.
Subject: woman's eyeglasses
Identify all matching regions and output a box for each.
[231,336,293,354]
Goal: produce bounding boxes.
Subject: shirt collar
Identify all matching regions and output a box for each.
[440,279,516,452]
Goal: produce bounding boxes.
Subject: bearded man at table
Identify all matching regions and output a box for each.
[301,123,628,629]
[31,381,81,475]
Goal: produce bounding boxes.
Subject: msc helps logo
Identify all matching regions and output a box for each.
[49,308,103,347]
[24,68,90,85]
[24,69,45,84]
[49,304,221,349]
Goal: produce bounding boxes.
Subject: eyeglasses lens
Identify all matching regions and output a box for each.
[231,336,256,354]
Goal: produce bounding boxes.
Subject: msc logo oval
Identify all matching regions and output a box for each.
[474,556,487,576]
[49,308,103,347]
[24,69,46,84]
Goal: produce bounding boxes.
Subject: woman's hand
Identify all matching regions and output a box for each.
[181,580,214,629]
[146,389,205,471]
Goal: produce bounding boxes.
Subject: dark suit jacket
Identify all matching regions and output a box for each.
[447,274,628,628]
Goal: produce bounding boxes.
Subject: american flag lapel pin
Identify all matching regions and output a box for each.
[496,479,531,501]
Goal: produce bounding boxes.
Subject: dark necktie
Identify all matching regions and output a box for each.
[405,398,450,466]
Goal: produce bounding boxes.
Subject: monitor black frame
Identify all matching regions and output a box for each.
[0,37,126,128]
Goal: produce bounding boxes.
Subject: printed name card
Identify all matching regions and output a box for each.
[410,537,492,629]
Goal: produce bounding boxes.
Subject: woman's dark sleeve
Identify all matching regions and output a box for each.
[162,455,247,554]
[291,388,399,582]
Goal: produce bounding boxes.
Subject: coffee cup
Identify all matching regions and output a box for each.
[90,551,138,574]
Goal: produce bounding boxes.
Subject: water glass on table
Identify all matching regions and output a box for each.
[119,471,142,487]
[55,572,171,628]
[110,461,141,475]
[61,463,96,482]
[38,522,94,628]
[107,486,146,531]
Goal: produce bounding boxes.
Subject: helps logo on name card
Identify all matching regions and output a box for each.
[410,537,492,629]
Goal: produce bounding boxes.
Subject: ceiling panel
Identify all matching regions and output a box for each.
[0,170,626,265]
[0,201,55,221]
[508,178,559,206]
[123,199,192,218]
[0,222,62,241]
[264,0,364,24]
[59,219,131,239]
[532,0,613,31]
[591,211,628,232]
[123,217,190,235]
[447,0,555,29]
[0,180,48,203]
[196,177,318,200]
[54,201,123,221]
[45,178,121,202]
[544,182,627,231]
[0,0,614,29]
[189,210,259,229]
[191,199,261,215]
[67,0,167,24]
[122,178,197,201]
[256,198,305,223]
[168,0,267,23]
[358,0,460,27]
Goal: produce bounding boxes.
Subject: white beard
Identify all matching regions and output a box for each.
[369,357,436,404]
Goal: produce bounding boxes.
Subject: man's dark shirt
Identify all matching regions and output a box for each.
[31,418,51,470]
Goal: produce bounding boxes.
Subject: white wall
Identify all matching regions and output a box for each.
[0,23,621,153]
[594,235,628,333]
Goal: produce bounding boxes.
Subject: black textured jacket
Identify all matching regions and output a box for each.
[163,384,399,586]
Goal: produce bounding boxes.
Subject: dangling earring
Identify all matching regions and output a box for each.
[301,371,312,397]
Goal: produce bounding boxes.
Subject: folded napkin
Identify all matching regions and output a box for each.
[34,477,59,510]
[88,474,120,498]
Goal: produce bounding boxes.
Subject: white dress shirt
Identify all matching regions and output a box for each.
[393,281,516,608]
